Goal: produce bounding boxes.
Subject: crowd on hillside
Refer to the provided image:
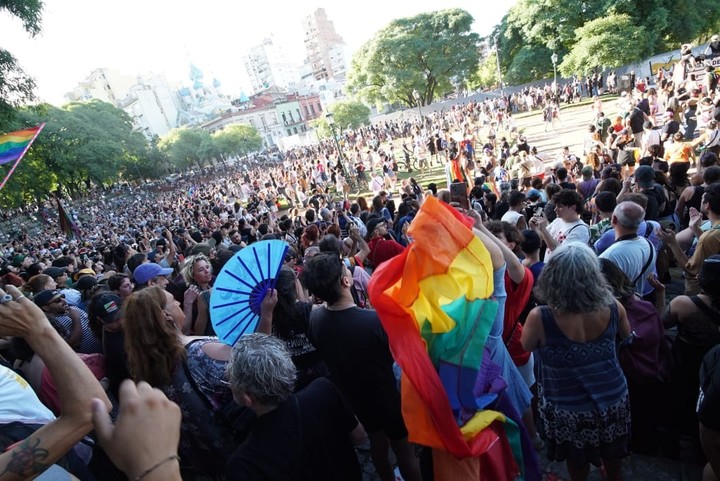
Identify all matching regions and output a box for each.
[2,58,720,481]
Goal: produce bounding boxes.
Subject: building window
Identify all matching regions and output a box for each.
[304,105,309,118]
[317,103,322,113]
[296,109,302,121]
[288,112,294,123]
[293,127,298,134]
[309,104,316,116]
[287,129,292,136]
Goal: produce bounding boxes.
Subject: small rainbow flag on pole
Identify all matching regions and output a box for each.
[0,124,45,191]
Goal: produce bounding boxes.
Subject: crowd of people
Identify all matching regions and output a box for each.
[2,61,720,481]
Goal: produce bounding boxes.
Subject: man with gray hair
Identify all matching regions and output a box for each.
[599,201,657,299]
[225,333,365,480]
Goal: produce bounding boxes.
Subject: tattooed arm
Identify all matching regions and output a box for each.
[0,285,110,480]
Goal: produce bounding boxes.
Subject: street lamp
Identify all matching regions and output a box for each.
[325,112,352,186]
[494,47,504,96]
[412,89,424,120]
[551,52,558,93]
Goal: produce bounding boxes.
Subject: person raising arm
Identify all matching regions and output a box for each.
[0,285,110,481]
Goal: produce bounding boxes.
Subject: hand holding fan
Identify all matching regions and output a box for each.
[210,240,288,345]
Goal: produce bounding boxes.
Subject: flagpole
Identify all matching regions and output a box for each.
[0,123,46,191]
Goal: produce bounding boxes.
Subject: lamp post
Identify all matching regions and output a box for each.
[551,52,558,94]
[325,112,353,190]
[412,89,424,120]
[494,47,504,96]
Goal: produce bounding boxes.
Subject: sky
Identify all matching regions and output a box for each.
[1,0,516,105]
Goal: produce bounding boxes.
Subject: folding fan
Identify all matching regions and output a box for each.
[210,240,288,346]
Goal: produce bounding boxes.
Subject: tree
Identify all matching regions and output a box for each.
[346,9,481,107]
[158,128,208,171]
[505,44,555,85]
[213,124,263,162]
[328,100,370,129]
[466,51,501,91]
[559,14,650,76]
[0,0,43,123]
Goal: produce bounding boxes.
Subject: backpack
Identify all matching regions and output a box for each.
[346,260,370,308]
[618,297,673,382]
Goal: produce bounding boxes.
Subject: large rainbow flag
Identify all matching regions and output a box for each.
[0,124,45,190]
[369,196,539,480]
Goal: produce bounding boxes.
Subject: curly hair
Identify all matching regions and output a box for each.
[227,333,296,406]
[181,253,210,286]
[534,242,615,313]
[123,286,185,386]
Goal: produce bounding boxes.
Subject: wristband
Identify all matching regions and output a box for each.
[135,454,180,480]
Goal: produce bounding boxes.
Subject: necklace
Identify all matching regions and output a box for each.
[325,302,356,311]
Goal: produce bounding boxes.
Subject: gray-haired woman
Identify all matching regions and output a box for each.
[521,242,632,481]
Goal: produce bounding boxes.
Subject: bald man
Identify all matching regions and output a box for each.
[599,201,657,298]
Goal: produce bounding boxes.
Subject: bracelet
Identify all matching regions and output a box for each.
[135,454,180,481]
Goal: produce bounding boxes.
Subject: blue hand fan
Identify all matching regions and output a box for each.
[210,240,288,346]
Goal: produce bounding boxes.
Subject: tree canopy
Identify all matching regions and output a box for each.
[346,8,481,107]
[0,99,264,207]
[0,0,43,124]
[492,0,720,83]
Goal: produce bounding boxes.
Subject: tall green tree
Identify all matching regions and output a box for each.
[213,124,263,162]
[328,100,370,129]
[559,14,650,76]
[159,128,209,171]
[505,44,555,85]
[466,51,501,91]
[346,8,481,107]
[0,0,43,123]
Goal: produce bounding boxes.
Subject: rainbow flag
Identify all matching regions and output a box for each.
[0,126,43,165]
[0,124,45,191]
[369,197,539,480]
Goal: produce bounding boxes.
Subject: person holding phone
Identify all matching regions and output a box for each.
[658,183,720,295]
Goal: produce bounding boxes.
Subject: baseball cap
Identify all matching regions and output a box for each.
[366,217,386,236]
[33,289,63,308]
[133,263,173,285]
[526,189,541,200]
[91,293,122,324]
[75,275,98,291]
[43,267,67,279]
[634,165,656,188]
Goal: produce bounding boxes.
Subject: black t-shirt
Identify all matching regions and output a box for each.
[307,307,399,427]
[629,108,645,134]
[641,184,665,220]
[661,121,680,139]
[226,378,361,481]
[102,329,129,400]
[699,345,720,431]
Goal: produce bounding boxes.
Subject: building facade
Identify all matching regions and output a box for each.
[203,91,322,147]
[243,36,301,93]
[302,8,347,81]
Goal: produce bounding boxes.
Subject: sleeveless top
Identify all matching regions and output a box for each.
[537,304,627,413]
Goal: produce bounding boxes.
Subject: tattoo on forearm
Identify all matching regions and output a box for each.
[0,437,50,477]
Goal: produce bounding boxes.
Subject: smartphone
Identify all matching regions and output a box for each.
[534,207,543,217]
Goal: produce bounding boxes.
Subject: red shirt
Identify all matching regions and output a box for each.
[502,268,533,366]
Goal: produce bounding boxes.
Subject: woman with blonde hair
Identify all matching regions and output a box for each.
[123,285,241,478]
[180,253,212,334]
